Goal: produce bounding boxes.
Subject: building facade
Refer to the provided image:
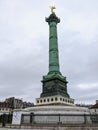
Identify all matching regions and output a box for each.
[0,97,34,114]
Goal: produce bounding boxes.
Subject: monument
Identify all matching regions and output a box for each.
[11,7,98,130]
[36,7,74,106]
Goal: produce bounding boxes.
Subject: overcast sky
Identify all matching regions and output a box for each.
[0,0,98,104]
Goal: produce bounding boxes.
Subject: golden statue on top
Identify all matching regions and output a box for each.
[50,6,56,13]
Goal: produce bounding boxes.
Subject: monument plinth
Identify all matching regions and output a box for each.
[36,12,74,106]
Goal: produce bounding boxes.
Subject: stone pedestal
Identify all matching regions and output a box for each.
[36,95,74,106]
[12,105,92,126]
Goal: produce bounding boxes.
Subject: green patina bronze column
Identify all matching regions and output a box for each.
[46,12,60,74]
[40,9,70,98]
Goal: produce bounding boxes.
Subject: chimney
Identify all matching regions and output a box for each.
[96,100,98,103]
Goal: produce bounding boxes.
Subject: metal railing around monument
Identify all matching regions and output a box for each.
[21,113,98,125]
[0,114,13,127]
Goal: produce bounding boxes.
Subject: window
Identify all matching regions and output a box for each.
[60,98,62,101]
[37,100,39,103]
[47,99,49,102]
[51,98,53,101]
[55,97,58,101]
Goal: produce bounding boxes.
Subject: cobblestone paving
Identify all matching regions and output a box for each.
[0,127,56,130]
[0,128,49,130]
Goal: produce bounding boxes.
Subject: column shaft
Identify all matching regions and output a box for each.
[49,21,60,73]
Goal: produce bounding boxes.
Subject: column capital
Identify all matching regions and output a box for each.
[45,13,60,24]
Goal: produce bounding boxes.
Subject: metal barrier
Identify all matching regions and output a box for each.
[0,114,12,127]
[21,113,98,125]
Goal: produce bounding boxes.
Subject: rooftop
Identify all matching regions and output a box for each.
[91,102,98,109]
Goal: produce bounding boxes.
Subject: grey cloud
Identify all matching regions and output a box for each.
[0,0,98,104]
